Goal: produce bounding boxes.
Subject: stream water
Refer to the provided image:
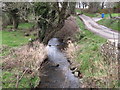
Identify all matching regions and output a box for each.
[38,38,81,88]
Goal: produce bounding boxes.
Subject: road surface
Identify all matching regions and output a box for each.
[92,17,102,22]
[79,15,119,41]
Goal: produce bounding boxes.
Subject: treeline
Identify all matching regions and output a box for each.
[76,2,120,13]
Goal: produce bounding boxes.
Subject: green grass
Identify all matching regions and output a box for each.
[2,70,39,88]
[84,13,100,17]
[7,22,34,29]
[84,13,120,18]
[76,16,109,87]
[103,13,120,18]
[2,30,31,47]
[1,22,39,88]
[76,9,82,14]
[76,9,120,18]
[1,29,35,56]
[76,16,106,72]
[76,16,119,87]
[75,11,119,31]
[97,18,120,31]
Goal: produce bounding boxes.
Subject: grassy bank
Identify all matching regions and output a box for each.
[75,16,111,87]
[76,16,119,88]
[1,22,36,56]
[1,23,39,88]
[97,18,120,31]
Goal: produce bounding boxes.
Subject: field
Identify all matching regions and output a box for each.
[1,23,39,88]
[97,18,120,31]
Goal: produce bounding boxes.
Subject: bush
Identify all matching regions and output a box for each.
[99,8,113,14]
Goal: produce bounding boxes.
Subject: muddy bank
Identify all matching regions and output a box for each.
[36,38,81,88]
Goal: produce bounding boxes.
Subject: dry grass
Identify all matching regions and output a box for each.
[2,41,47,76]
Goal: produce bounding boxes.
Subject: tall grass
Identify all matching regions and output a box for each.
[75,16,118,88]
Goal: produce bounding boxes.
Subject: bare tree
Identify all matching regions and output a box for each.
[34,2,70,44]
[69,2,76,15]
[82,2,88,9]
[101,2,105,9]
[88,2,101,13]
[2,2,32,29]
[105,2,116,18]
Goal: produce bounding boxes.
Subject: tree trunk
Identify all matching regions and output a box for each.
[42,2,68,44]
[109,13,112,18]
[101,2,105,9]
[69,2,76,15]
[13,16,19,29]
[108,9,112,18]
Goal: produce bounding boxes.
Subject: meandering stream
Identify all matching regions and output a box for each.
[37,38,81,88]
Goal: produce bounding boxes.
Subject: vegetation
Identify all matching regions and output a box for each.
[1,2,119,88]
[1,22,36,57]
[76,16,115,87]
[34,2,76,44]
[1,22,39,88]
[84,13,100,17]
[2,70,39,88]
[2,30,30,47]
[76,16,106,71]
[76,9,119,32]
[6,22,35,30]
[97,18,120,31]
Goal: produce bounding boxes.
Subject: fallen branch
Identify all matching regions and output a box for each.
[16,69,28,88]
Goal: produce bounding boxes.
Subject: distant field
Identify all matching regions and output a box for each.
[6,22,34,29]
[1,22,36,56]
[76,9,120,18]
[2,30,31,47]
[84,13,120,18]
[97,18,120,31]
[84,12,120,31]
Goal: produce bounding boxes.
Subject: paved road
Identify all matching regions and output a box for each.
[92,17,102,22]
[79,15,119,41]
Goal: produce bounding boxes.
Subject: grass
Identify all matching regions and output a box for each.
[76,9,82,14]
[2,22,39,88]
[76,9,120,18]
[84,13,100,17]
[7,22,34,29]
[76,16,106,71]
[1,30,33,56]
[84,13,120,18]
[76,16,110,87]
[103,13,120,18]
[97,18,120,31]
[1,22,36,56]
[2,70,39,88]
[76,16,119,88]
[2,30,31,47]
[76,9,119,32]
